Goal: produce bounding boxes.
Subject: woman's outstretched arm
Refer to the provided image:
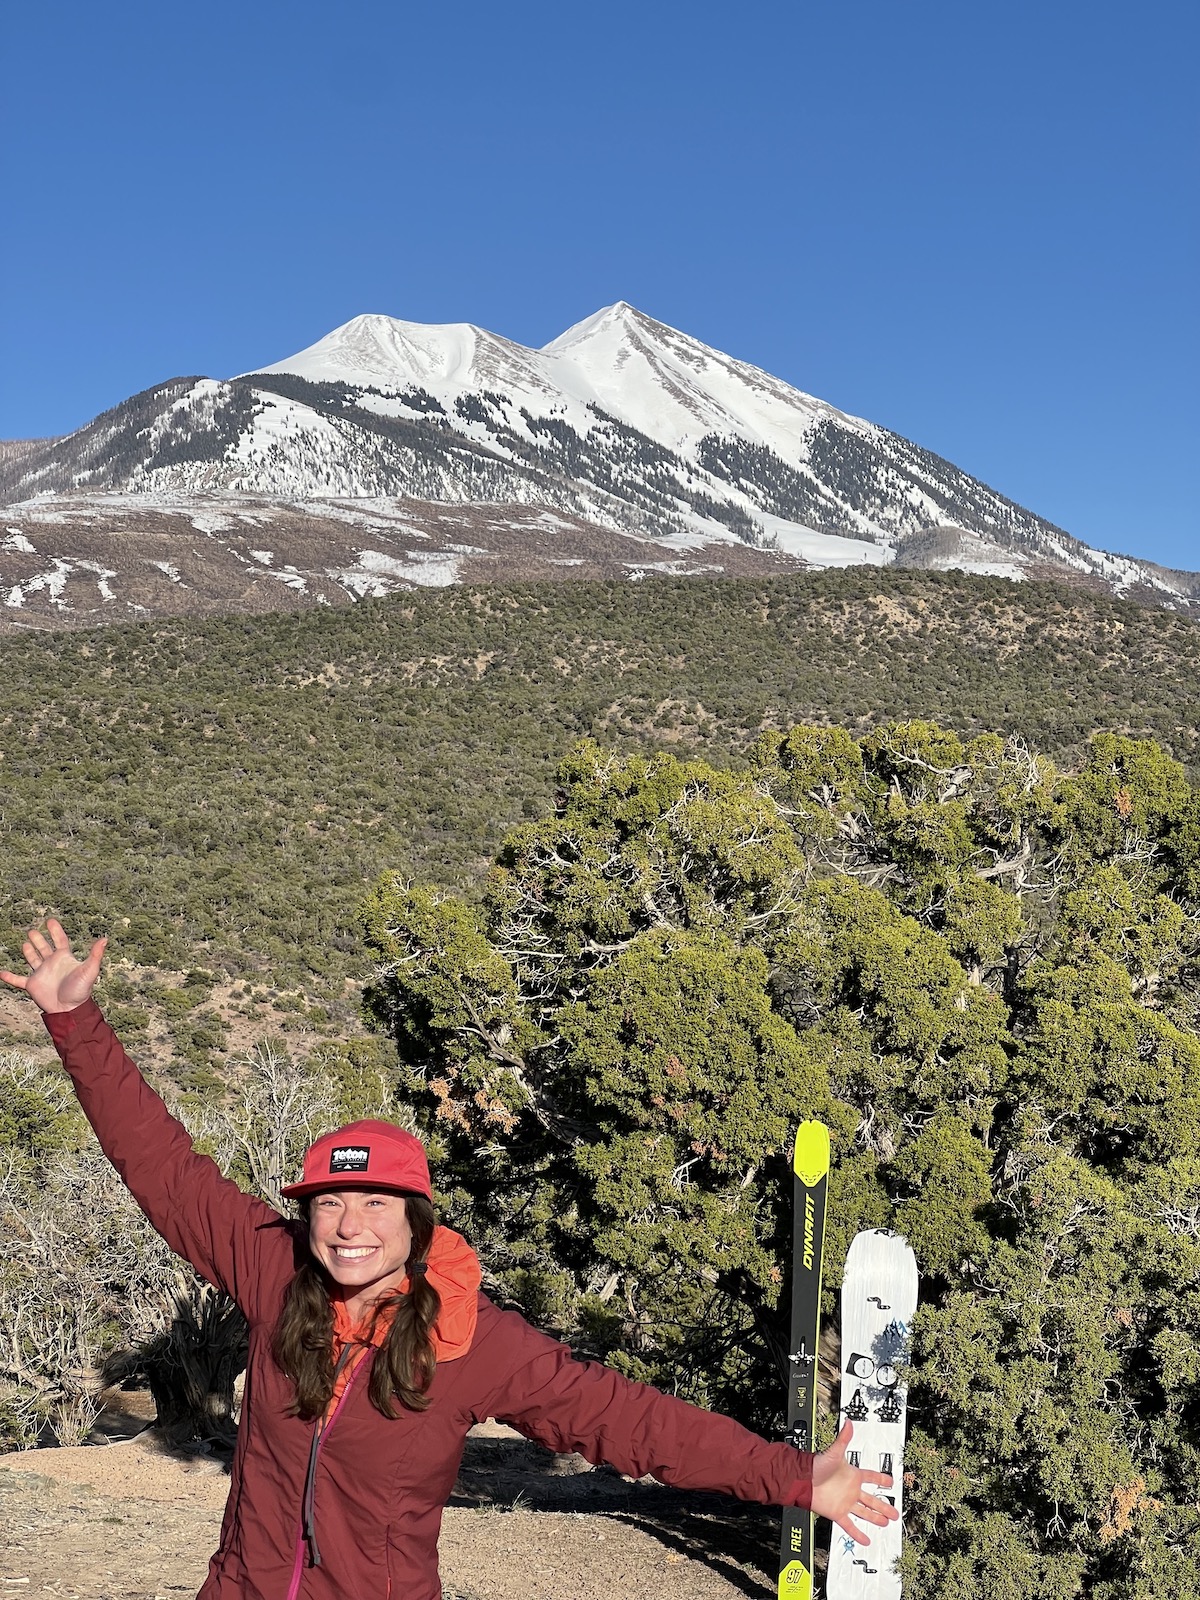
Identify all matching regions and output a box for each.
[2,918,289,1316]
[471,1299,898,1547]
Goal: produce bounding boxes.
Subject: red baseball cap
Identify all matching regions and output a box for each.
[280,1119,432,1202]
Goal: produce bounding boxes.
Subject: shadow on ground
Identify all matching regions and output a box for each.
[451,1428,788,1599]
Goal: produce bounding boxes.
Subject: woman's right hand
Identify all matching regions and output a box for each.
[0,917,107,1013]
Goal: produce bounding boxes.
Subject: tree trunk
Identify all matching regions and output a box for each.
[142,1281,248,1449]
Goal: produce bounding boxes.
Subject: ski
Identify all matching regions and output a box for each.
[778,1120,831,1600]
[825,1230,919,1600]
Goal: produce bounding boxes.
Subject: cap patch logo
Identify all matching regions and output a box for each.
[330,1145,370,1173]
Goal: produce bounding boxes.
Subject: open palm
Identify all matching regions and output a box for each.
[0,917,107,1013]
[808,1419,899,1543]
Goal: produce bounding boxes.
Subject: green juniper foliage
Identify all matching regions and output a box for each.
[364,726,1200,1600]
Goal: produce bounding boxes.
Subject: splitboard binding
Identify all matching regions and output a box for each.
[825,1229,918,1600]
[777,1121,830,1600]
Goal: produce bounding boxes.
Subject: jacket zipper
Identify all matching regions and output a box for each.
[285,1346,367,1600]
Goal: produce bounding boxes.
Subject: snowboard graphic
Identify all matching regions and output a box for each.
[825,1230,918,1600]
[777,1121,830,1600]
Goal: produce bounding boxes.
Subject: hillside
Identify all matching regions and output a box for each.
[0,491,808,634]
[2,566,1198,1085]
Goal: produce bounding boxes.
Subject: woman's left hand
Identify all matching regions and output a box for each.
[807,1419,900,1543]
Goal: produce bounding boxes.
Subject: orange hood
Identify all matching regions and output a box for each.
[331,1224,482,1364]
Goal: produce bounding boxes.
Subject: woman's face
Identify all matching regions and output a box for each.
[307,1190,413,1302]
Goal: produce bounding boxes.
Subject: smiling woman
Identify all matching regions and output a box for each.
[1,918,897,1600]
[273,1136,457,1422]
[308,1190,415,1296]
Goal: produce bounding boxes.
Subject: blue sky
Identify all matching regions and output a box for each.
[3,0,1195,567]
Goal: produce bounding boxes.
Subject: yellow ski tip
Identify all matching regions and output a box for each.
[792,1121,830,1189]
[778,1560,813,1599]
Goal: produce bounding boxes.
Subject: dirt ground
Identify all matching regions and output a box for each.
[0,1409,783,1600]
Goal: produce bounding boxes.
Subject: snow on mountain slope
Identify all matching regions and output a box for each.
[254,302,840,462]
[2,302,1196,618]
[243,303,1134,569]
[0,490,811,633]
[542,302,838,456]
[251,314,561,406]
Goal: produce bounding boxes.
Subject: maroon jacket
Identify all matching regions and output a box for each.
[45,1001,813,1600]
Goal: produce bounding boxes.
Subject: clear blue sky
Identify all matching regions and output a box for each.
[3,0,1196,567]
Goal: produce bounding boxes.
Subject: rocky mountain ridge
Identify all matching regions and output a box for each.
[2,303,1194,629]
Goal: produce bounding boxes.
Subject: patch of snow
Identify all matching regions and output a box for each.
[150,560,185,584]
[249,549,275,565]
[269,568,308,592]
[192,512,233,534]
[631,515,739,552]
[1073,543,1178,598]
[757,515,891,568]
[933,556,1027,581]
[402,554,460,587]
[325,547,463,598]
[75,559,118,601]
[357,550,421,576]
[902,485,944,523]
[4,529,36,554]
[170,378,223,414]
[622,560,700,577]
[5,559,73,608]
[297,499,421,533]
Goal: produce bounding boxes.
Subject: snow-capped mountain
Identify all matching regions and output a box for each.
[2,303,1196,627]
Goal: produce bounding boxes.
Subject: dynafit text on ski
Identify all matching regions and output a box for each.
[778,1119,831,1600]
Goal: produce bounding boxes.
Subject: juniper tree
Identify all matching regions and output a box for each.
[364,725,1200,1599]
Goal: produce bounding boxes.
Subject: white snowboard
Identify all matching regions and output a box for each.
[825,1229,919,1600]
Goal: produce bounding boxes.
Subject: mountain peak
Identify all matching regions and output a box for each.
[250,304,674,392]
[542,301,667,355]
[5,299,1197,624]
[247,313,491,390]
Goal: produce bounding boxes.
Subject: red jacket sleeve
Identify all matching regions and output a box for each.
[470,1299,813,1510]
[43,999,289,1319]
